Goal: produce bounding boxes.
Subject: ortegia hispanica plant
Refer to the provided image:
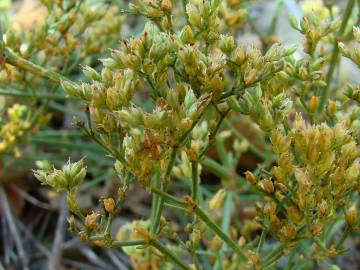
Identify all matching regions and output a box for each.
[0,0,359,269]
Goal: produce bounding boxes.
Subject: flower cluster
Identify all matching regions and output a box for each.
[1,0,359,269]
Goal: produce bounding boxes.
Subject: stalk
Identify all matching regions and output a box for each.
[152,240,191,270]
[150,188,248,261]
[318,0,355,113]
[194,207,248,261]
[191,161,199,203]
[150,147,178,234]
[0,88,75,99]
[3,48,68,84]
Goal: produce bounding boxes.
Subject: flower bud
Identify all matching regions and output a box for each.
[220,35,235,54]
[288,14,298,30]
[186,4,201,27]
[210,235,223,251]
[226,96,242,112]
[294,168,312,187]
[84,212,100,229]
[61,80,82,97]
[209,189,226,209]
[190,228,201,246]
[103,198,116,214]
[244,68,257,86]
[308,95,320,113]
[179,25,194,44]
[311,220,324,237]
[245,171,257,185]
[345,207,358,226]
[83,66,101,81]
[233,45,246,65]
[262,179,274,193]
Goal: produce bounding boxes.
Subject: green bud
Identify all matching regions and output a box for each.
[100,58,118,70]
[288,14,299,30]
[82,66,101,81]
[220,35,235,54]
[284,44,298,56]
[226,96,242,112]
[61,80,82,97]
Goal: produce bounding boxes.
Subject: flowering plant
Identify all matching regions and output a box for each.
[1,0,359,269]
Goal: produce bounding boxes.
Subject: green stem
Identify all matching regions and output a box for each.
[267,0,284,37]
[152,240,191,270]
[257,229,267,253]
[112,239,146,247]
[150,148,178,234]
[336,226,351,249]
[151,187,186,208]
[202,157,232,182]
[194,207,248,261]
[150,188,247,260]
[182,0,190,25]
[261,243,287,268]
[191,162,199,203]
[4,47,68,84]
[318,0,355,113]
[0,88,76,99]
[214,190,234,270]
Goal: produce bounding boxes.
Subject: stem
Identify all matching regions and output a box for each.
[112,240,146,247]
[194,207,248,261]
[182,0,190,25]
[3,47,68,84]
[0,88,75,99]
[151,187,186,208]
[257,229,267,253]
[202,157,232,181]
[261,243,287,268]
[336,226,351,249]
[150,188,247,260]
[318,0,355,113]
[214,190,234,270]
[191,162,199,203]
[152,240,191,270]
[150,147,178,233]
[267,0,284,37]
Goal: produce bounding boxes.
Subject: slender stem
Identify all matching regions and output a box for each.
[214,190,234,270]
[267,0,284,37]
[151,188,247,260]
[336,226,351,249]
[112,240,146,247]
[318,0,355,113]
[182,0,190,25]
[152,240,191,270]
[0,88,75,99]
[261,243,287,268]
[150,147,178,234]
[257,229,267,253]
[194,207,248,261]
[191,162,199,203]
[4,47,68,84]
[151,187,186,208]
[202,157,232,181]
